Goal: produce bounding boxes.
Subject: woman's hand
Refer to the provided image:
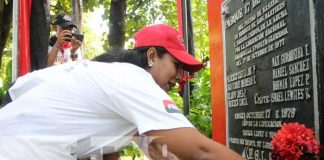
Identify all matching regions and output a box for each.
[148,142,178,160]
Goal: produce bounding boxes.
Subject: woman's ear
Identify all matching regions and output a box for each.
[146,47,157,62]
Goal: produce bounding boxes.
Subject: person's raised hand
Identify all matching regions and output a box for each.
[71,37,82,53]
[55,30,72,48]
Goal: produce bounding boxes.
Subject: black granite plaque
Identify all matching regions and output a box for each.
[222,0,321,159]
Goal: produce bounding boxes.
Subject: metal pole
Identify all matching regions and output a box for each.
[181,0,195,116]
[12,0,19,82]
[181,0,190,115]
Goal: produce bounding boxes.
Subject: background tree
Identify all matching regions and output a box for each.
[0,0,13,66]
[50,0,179,52]
[30,0,50,70]
[107,0,126,52]
[71,0,82,33]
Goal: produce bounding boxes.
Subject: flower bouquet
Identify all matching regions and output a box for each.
[271,122,320,160]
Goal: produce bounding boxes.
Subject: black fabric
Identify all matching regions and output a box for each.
[49,35,57,47]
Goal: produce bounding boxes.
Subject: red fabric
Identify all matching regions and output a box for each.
[134,24,203,72]
[177,70,194,92]
[60,42,72,52]
[176,0,183,37]
[18,0,32,76]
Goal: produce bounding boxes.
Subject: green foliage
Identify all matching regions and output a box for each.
[50,0,180,52]
[191,0,209,61]
[125,0,178,41]
[118,142,144,160]
[0,24,12,104]
[188,0,211,138]
[188,68,212,138]
[82,0,102,13]
[50,0,72,15]
[82,8,108,58]
[0,52,12,104]
[168,0,211,138]
[165,0,211,132]
[169,68,212,138]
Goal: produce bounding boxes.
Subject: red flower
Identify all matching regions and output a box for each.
[271,122,319,160]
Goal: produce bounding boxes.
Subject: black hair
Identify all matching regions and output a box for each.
[92,46,168,69]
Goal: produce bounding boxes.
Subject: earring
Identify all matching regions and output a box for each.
[148,60,154,67]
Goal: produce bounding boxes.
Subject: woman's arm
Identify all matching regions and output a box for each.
[134,135,178,159]
[145,127,245,160]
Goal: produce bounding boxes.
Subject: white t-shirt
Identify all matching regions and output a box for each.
[48,45,82,65]
[9,61,82,101]
[0,61,193,160]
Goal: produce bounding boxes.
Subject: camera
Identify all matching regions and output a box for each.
[64,33,84,42]
[71,33,84,42]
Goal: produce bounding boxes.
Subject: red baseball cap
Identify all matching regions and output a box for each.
[134,24,203,72]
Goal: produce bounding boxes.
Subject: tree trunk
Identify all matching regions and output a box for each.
[108,0,126,52]
[71,0,82,34]
[29,0,50,71]
[0,0,13,66]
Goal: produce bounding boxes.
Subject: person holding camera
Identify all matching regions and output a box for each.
[47,13,83,67]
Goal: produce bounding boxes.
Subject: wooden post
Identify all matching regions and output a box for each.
[207,0,227,145]
[71,0,82,34]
